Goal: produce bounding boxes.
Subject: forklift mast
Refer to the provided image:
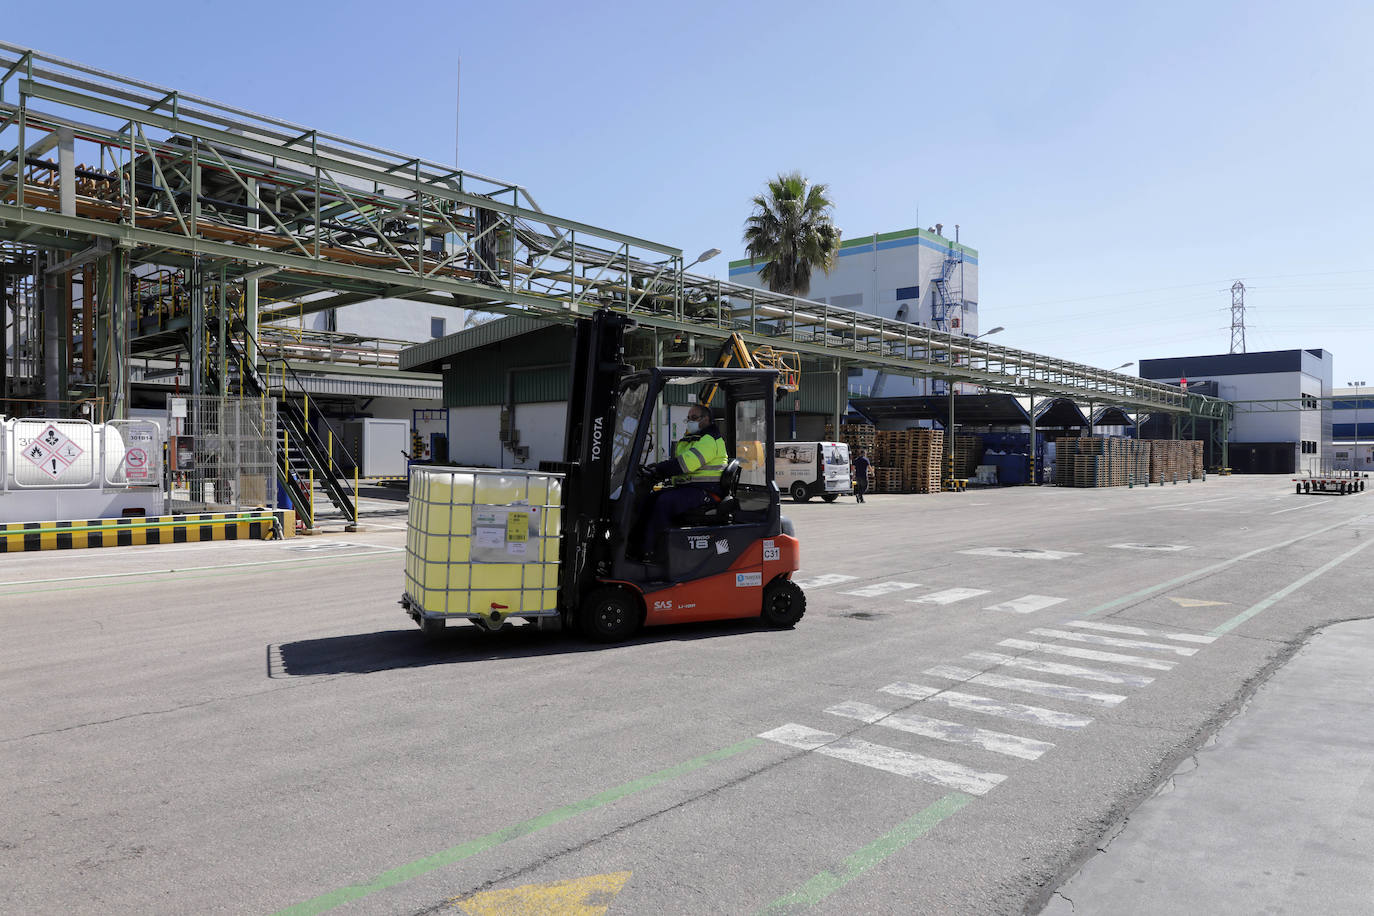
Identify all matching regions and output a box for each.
[548,309,635,606]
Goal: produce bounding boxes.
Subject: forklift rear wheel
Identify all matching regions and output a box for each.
[581,587,642,643]
[821,493,839,503]
[762,579,806,629]
[418,616,446,640]
[791,483,811,503]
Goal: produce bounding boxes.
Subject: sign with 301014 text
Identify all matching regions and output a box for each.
[21,423,85,481]
[120,422,161,484]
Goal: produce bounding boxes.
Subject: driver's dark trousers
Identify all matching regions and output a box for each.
[640,483,716,556]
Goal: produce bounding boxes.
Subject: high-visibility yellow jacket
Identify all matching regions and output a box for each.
[668,425,728,485]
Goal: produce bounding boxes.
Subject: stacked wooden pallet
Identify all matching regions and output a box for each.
[1145,439,1199,483]
[868,428,944,493]
[950,435,984,480]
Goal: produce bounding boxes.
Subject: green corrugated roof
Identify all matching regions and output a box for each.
[399,315,553,372]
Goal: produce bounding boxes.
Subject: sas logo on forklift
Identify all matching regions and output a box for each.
[736,572,763,587]
[653,599,696,612]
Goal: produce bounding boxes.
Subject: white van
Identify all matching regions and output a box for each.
[775,441,852,502]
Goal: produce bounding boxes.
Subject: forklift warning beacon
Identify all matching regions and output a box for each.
[402,310,805,642]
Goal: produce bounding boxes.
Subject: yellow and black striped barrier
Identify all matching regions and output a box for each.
[944,478,969,492]
[0,511,288,553]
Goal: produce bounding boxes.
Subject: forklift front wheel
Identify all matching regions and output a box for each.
[762,579,807,629]
[791,483,811,503]
[580,587,642,643]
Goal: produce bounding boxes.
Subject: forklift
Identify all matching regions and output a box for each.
[542,309,806,641]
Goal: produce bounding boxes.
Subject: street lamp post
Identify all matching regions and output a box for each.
[1349,381,1366,471]
[676,247,721,318]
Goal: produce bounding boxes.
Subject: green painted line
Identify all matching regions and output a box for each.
[758,792,973,914]
[1209,536,1374,637]
[1079,516,1358,618]
[270,737,762,916]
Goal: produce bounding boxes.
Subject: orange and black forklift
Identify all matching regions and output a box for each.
[544,310,805,641]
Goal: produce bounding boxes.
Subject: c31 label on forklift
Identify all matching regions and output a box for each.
[736,572,763,587]
[763,539,781,562]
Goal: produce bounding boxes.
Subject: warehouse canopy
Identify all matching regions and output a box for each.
[849,394,1032,428]
[1033,397,1090,428]
[1092,406,1135,427]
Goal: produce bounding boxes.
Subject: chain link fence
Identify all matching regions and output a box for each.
[166,395,277,513]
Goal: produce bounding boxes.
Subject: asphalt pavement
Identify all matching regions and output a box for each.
[2,474,1372,915]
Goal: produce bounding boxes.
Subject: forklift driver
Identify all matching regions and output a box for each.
[637,403,729,559]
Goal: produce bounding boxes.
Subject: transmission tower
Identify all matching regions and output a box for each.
[1230,280,1247,353]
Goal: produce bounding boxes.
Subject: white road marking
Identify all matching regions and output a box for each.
[959,547,1080,560]
[1166,597,1229,608]
[826,700,1055,761]
[907,587,992,606]
[758,723,1006,795]
[966,651,1155,687]
[1147,496,1238,511]
[793,573,859,590]
[999,638,1177,671]
[924,665,1128,707]
[1064,620,1216,644]
[1029,628,1200,656]
[1109,543,1191,552]
[0,549,401,588]
[880,682,1094,730]
[984,595,1067,614]
[1271,501,1323,515]
[840,581,921,597]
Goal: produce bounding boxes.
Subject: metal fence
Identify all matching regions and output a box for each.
[166,395,276,514]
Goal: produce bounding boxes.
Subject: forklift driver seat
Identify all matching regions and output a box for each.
[674,459,741,527]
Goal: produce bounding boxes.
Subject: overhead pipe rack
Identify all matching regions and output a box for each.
[0,42,1227,421]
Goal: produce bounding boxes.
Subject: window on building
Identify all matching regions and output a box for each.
[1300,440,1319,454]
[1301,394,1319,410]
[431,317,446,339]
[895,285,920,301]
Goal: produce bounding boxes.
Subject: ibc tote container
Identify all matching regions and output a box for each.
[404,466,564,626]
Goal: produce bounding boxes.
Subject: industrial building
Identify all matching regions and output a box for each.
[729,226,979,398]
[1139,349,1333,474]
[1331,384,1373,470]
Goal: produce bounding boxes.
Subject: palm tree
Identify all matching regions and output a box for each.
[743,171,841,297]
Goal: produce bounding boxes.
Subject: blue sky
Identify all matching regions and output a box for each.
[7,0,1373,380]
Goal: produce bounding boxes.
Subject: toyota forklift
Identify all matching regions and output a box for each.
[544,309,806,641]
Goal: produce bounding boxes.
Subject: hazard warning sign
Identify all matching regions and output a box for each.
[22,424,83,481]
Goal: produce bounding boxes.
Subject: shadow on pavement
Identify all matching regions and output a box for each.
[268,618,770,677]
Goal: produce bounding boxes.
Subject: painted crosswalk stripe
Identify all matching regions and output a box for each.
[924,665,1128,707]
[1063,620,1217,644]
[1029,628,1199,656]
[907,587,992,606]
[984,595,1067,614]
[826,700,1055,761]
[840,581,921,598]
[966,651,1156,688]
[879,682,1093,730]
[999,638,1177,671]
[959,547,1080,560]
[793,573,859,590]
[758,723,1005,796]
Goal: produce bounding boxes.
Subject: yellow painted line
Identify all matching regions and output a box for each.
[452,871,631,915]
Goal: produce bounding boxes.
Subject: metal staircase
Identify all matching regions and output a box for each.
[210,318,358,529]
[931,246,963,333]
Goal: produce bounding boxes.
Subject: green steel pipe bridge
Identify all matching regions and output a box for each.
[0,42,1231,431]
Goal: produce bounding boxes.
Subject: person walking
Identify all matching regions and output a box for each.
[853,447,870,503]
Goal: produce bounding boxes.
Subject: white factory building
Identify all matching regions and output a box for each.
[1139,349,1333,475]
[727,226,979,397]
